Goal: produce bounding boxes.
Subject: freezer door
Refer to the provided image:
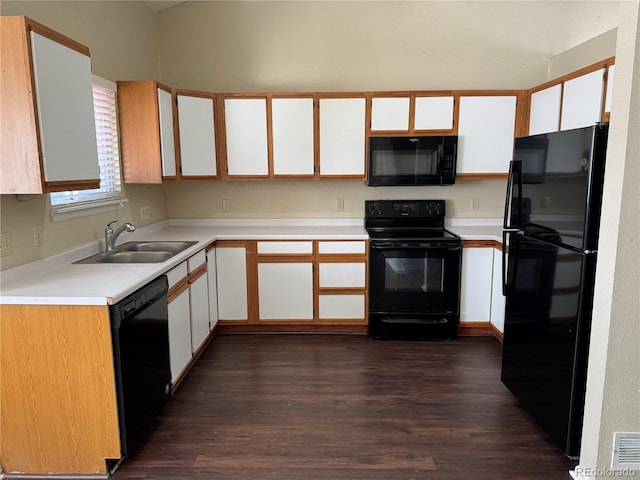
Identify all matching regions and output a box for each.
[514,124,608,252]
[501,234,596,458]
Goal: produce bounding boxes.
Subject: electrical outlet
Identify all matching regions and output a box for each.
[140,205,151,220]
[0,232,12,257]
[471,198,480,211]
[336,198,344,212]
[32,224,43,247]
[222,199,230,212]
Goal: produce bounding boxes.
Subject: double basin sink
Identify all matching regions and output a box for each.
[74,241,198,264]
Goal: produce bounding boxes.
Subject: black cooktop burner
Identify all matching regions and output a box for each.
[365,200,459,242]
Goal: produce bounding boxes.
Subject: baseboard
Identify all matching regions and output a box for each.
[458,321,493,336]
[216,324,368,334]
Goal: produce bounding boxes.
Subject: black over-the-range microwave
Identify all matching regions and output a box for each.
[366,135,458,186]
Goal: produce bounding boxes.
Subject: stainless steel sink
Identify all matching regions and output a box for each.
[73,240,198,264]
[117,241,197,253]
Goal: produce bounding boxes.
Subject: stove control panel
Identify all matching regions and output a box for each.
[365,200,445,218]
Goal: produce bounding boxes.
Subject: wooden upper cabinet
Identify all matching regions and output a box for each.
[318,96,366,178]
[175,91,218,179]
[456,95,517,176]
[0,16,100,194]
[527,58,614,136]
[220,95,315,179]
[369,94,455,134]
[117,80,176,184]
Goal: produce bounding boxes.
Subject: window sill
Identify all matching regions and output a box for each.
[50,197,129,222]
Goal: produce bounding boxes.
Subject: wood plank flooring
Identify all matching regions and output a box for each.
[112,334,576,480]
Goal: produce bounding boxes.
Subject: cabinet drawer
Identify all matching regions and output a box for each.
[166,261,188,289]
[188,250,206,272]
[257,241,313,254]
[319,263,366,288]
[318,294,365,319]
[317,241,366,254]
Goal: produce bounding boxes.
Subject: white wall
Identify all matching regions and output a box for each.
[578,0,640,475]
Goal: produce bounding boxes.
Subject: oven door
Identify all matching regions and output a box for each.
[369,240,461,314]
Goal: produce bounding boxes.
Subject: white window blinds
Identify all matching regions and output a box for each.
[50,78,122,207]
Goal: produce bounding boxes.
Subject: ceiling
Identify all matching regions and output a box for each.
[142,1,185,12]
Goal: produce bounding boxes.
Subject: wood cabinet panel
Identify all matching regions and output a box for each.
[0,304,120,474]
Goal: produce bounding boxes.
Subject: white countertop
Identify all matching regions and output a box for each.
[0,218,502,306]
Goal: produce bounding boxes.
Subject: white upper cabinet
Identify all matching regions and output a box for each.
[157,88,177,177]
[224,98,269,176]
[457,95,517,174]
[271,97,315,175]
[560,68,605,131]
[1,17,100,193]
[30,31,99,184]
[370,97,410,131]
[529,84,562,135]
[414,96,454,130]
[318,97,366,177]
[177,93,217,177]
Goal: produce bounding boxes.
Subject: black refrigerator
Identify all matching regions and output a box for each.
[501,123,608,459]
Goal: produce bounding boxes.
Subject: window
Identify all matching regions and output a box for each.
[50,76,127,220]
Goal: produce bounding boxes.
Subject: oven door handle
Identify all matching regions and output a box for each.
[371,242,461,251]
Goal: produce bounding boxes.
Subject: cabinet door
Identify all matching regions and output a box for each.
[257,263,314,321]
[158,87,177,177]
[529,84,562,135]
[319,263,366,288]
[206,248,219,330]
[414,96,454,130]
[490,248,505,334]
[224,98,268,176]
[190,272,210,353]
[216,247,248,321]
[177,94,217,177]
[560,68,604,131]
[370,97,410,131]
[272,97,315,175]
[457,96,516,174]
[318,294,365,320]
[460,247,494,322]
[168,288,192,382]
[30,31,99,183]
[319,97,366,176]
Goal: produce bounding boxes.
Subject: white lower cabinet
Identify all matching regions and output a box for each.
[206,247,219,330]
[189,271,210,353]
[460,246,494,323]
[216,246,248,321]
[168,287,192,383]
[490,248,506,334]
[318,294,365,320]
[258,262,314,320]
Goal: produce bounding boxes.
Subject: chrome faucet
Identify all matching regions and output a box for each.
[105,220,136,252]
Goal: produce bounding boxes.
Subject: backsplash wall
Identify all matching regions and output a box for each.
[165,180,508,219]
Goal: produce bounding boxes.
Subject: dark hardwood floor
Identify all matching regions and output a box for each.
[112,334,576,480]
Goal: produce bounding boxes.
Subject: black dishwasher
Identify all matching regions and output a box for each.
[109,275,171,462]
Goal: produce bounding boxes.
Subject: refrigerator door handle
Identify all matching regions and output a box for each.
[502,231,509,296]
[503,160,522,230]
